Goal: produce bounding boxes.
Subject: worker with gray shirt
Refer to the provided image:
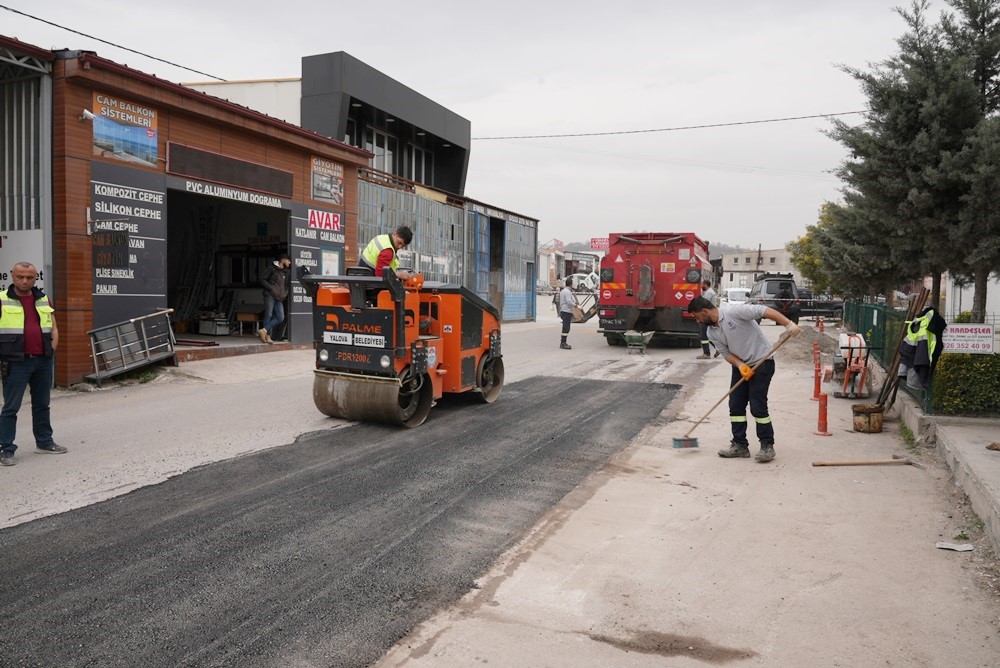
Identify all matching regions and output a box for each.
[687,296,801,463]
[558,277,576,350]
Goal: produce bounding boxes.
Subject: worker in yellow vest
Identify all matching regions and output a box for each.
[1,262,65,466]
[359,226,413,280]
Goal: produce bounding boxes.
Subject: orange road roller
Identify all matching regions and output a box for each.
[297,266,504,427]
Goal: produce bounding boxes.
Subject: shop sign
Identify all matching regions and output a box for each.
[942,324,995,354]
[90,163,168,328]
[311,157,344,205]
[308,209,341,231]
[91,93,158,167]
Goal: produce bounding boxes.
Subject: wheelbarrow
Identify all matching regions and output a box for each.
[623,329,654,354]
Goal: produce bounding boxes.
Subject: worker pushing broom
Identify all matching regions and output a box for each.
[678,296,801,462]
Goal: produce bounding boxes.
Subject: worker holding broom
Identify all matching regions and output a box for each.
[687,296,801,463]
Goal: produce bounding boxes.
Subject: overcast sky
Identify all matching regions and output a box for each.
[2,0,945,251]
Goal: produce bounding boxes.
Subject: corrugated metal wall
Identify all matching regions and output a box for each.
[358,179,464,283]
[465,209,489,297]
[358,180,537,322]
[502,218,536,321]
[463,208,537,321]
[0,76,43,232]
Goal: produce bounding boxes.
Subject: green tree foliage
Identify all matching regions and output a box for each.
[787,208,831,294]
[951,118,1000,320]
[818,0,1000,320]
[811,203,903,299]
[942,1,1000,321]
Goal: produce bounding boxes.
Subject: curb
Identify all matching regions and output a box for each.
[936,425,1000,554]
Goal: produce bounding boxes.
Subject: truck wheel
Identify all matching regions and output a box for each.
[606,334,624,346]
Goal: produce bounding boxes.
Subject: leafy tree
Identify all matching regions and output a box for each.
[952,117,1000,320]
[826,0,988,310]
[787,207,832,294]
[939,0,1000,321]
[811,202,903,299]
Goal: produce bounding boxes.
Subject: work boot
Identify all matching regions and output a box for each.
[265,334,274,344]
[696,353,710,360]
[713,350,721,358]
[36,443,68,454]
[718,441,750,458]
[0,451,14,466]
[257,328,268,343]
[560,342,572,350]
[755,445,776,463]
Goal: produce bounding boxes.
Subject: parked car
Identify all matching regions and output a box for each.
[722,287,750,305]
[798,288,844,320]
[747,273,801,324]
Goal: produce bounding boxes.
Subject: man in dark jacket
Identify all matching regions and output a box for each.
[258,254,291,344]
[1,262,65,466]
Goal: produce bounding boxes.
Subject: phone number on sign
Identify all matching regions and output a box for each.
[943,340,994,352]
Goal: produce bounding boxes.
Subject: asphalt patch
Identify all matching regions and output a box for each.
[0,376,678,667]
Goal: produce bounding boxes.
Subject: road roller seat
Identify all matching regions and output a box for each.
[347,265,376,308]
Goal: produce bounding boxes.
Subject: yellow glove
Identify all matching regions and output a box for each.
[739,363,754,381]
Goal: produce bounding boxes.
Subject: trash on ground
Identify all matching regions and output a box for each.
[935,542,974,552]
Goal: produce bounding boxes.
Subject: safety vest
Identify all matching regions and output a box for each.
[361,234,398,273]
[0,288,55,359]
[905,309,937,361]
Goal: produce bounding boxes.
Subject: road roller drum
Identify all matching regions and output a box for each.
[298,266,503,427]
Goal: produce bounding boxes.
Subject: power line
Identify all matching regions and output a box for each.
[471,111,867,140]
[498,140,838,182]
[0,3,226,82]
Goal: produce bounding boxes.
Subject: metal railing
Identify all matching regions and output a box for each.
[86,309,177,385]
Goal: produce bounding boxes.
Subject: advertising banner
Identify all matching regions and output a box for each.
[91,93,159,167]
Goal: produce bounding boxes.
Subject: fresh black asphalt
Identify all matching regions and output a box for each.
[0,376,679,667]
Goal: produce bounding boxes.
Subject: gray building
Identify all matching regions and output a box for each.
[719,248,803,291]
[187,52,537,321]
[302,52,470,196]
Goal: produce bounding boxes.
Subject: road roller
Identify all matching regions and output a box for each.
[297,266,504,427]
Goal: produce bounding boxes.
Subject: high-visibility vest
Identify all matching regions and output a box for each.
[905,309,937,361]
[361,234,398,273]
[0,289,54,358]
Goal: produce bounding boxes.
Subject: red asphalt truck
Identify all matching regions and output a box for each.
[597,232,713,347]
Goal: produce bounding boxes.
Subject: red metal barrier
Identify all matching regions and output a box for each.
[815,393,832,436]
[812,342,821,401]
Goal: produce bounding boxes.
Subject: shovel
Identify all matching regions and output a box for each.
[673,331,798,448]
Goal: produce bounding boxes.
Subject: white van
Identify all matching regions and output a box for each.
[722,287,750,305]
[566,271,599,291]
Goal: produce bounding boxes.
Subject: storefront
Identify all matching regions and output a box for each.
[45,47,369,384]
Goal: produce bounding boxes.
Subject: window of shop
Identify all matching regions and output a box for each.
[364,127,396,174]
[411,146,433,187]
